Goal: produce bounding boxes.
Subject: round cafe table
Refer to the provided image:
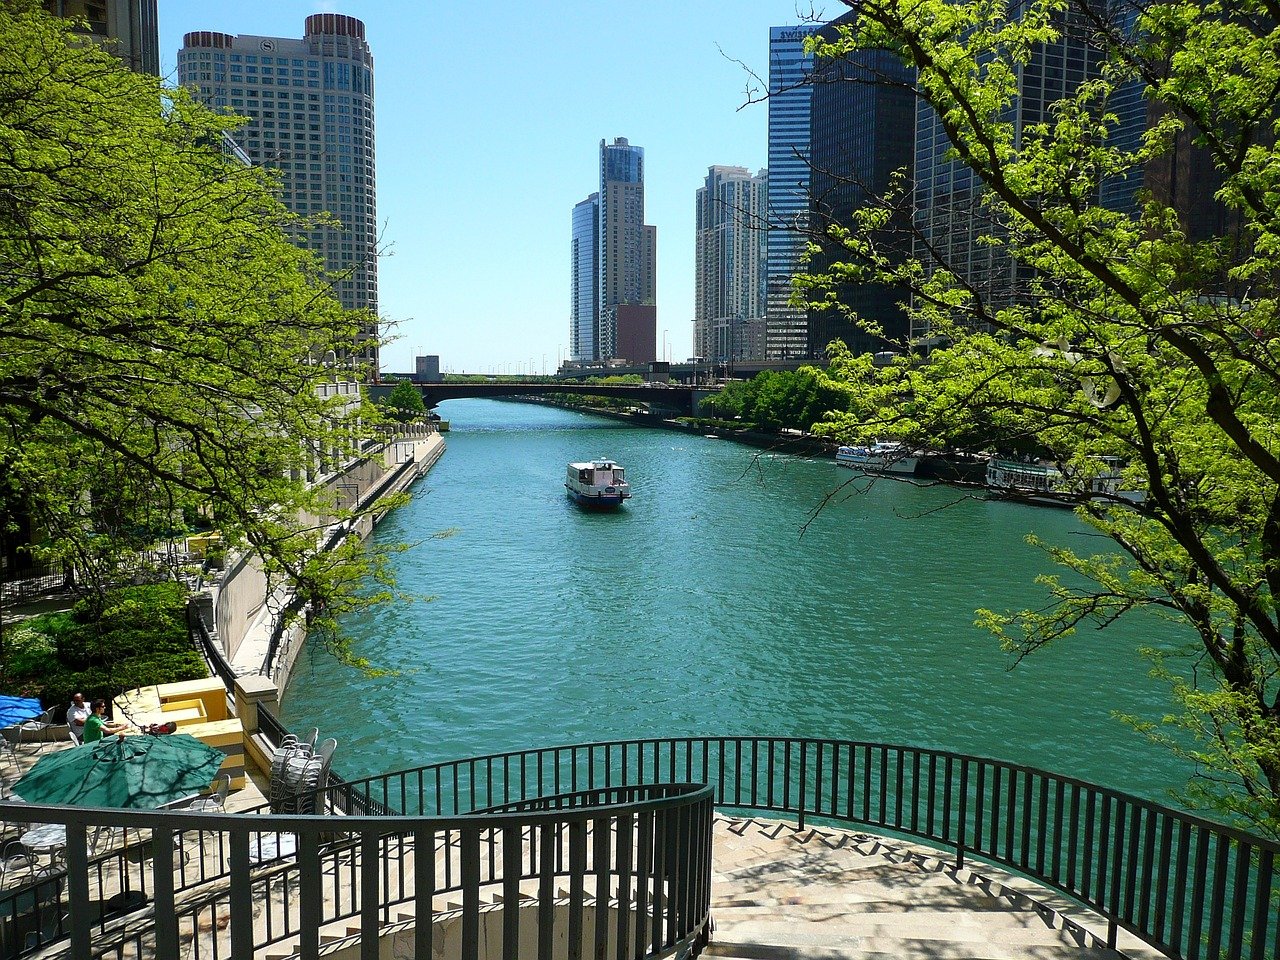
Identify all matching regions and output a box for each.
[19,822,66,865]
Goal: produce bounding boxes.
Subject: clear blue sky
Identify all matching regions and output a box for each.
[158,2,833,375]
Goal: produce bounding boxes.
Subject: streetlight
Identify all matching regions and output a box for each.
[662,329,668,365]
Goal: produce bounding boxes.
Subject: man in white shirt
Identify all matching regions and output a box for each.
[66,692,89,742]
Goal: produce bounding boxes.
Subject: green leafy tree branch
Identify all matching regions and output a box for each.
[801,0,1280,832]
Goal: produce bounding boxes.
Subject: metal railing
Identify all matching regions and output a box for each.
[0,782,713,960]
[1,734,1277,960]
[186,596,237,691]
[328,736,1280,960]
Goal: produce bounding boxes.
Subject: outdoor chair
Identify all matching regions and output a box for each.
[0,839,36,886]
[17,708,55,753]
[0,731,18,770]
[186,774,230,814]
[22,909,67,952]
[66,727,81,747]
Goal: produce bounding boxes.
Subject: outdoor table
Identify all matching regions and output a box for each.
[18,823,65,868]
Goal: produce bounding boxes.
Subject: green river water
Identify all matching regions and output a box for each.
[281,399,1195,803]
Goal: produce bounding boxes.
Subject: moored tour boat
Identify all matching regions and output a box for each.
[835,441,918,475]
[985,456,1141,506]
[566,459,632,509]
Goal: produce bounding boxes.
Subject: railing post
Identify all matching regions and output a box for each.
[65,821,92,959]
[797,740,807,831]
[299,829,322,959]
[229,827,253,960]
[957,758,969,870]
[361,830,381,960]
[151,825,179,959]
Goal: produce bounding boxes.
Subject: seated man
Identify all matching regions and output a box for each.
[82,699,128,743]
[66,692,89,742]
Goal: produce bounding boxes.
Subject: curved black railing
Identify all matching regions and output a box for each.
[0,779,713,960]
[0,734,1277,960]
[327,735,1280,960]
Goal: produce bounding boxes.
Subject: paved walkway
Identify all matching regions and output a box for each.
[242,815,1171,960]
[706,817,1168,960]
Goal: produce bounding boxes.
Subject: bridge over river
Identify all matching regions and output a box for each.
[371,379,716,413]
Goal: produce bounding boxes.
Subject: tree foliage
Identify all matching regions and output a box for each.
[4,583,205,709]
[0,3,391,664]
[382,380,427,422]
[702,368,850,431]
[802,0,1280,833]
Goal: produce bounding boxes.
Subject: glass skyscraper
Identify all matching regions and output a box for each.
[808,11,915,358]
[570,193,599,363]
[178,14,379,365]
[765,25,816,361]
[912,7,1104,338]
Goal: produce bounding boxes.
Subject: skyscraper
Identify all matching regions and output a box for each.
[596,138,657,363]
[765,25,817,361]
[178,14,378,364]
[44,0,159,75]
[912,9,1103,338]
[695,166,768,365]
[807,11,915,358]
[570,193,599,363]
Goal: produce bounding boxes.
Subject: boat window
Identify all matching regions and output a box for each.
[579,469,592,483]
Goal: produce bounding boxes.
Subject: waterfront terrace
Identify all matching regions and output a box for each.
[0,725,1272,960]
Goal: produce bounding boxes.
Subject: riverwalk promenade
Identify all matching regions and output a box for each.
[0,735,1167,959]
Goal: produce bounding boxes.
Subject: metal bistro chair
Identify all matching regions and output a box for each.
[186,774,230,814]
[16,708,55,754]
[0,732,18,772]
[0,839,36,887]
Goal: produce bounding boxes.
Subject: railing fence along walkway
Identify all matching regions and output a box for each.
[0,732,1276,960]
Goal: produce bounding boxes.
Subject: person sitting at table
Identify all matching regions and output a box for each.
[82,699,127,743]
[66,692,89,742]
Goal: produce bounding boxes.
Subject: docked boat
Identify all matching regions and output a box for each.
[985,456,1141,506]
[835,442,919,475]
[565,459,632,508]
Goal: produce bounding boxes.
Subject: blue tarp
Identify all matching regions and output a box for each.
[0,695,44,729]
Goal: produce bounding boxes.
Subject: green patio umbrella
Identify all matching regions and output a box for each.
[13,734,225,809]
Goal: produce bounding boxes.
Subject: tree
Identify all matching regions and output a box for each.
[0,3,393,663]
[383,380,427,422]
[801,0,1280,833]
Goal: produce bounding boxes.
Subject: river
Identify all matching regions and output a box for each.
[281,399,1194,804]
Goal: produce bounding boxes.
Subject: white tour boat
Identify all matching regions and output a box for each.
[985,456,1141,506]
[565,459,632,509]
[835,441,919,475]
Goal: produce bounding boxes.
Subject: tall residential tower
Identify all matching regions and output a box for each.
[695,166,768,365]
[599,138,657,364]
[572,139,657,364]
[178,14,379,364]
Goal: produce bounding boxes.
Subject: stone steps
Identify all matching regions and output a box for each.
[703,941,1123,960]
[254,816,1160,960]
